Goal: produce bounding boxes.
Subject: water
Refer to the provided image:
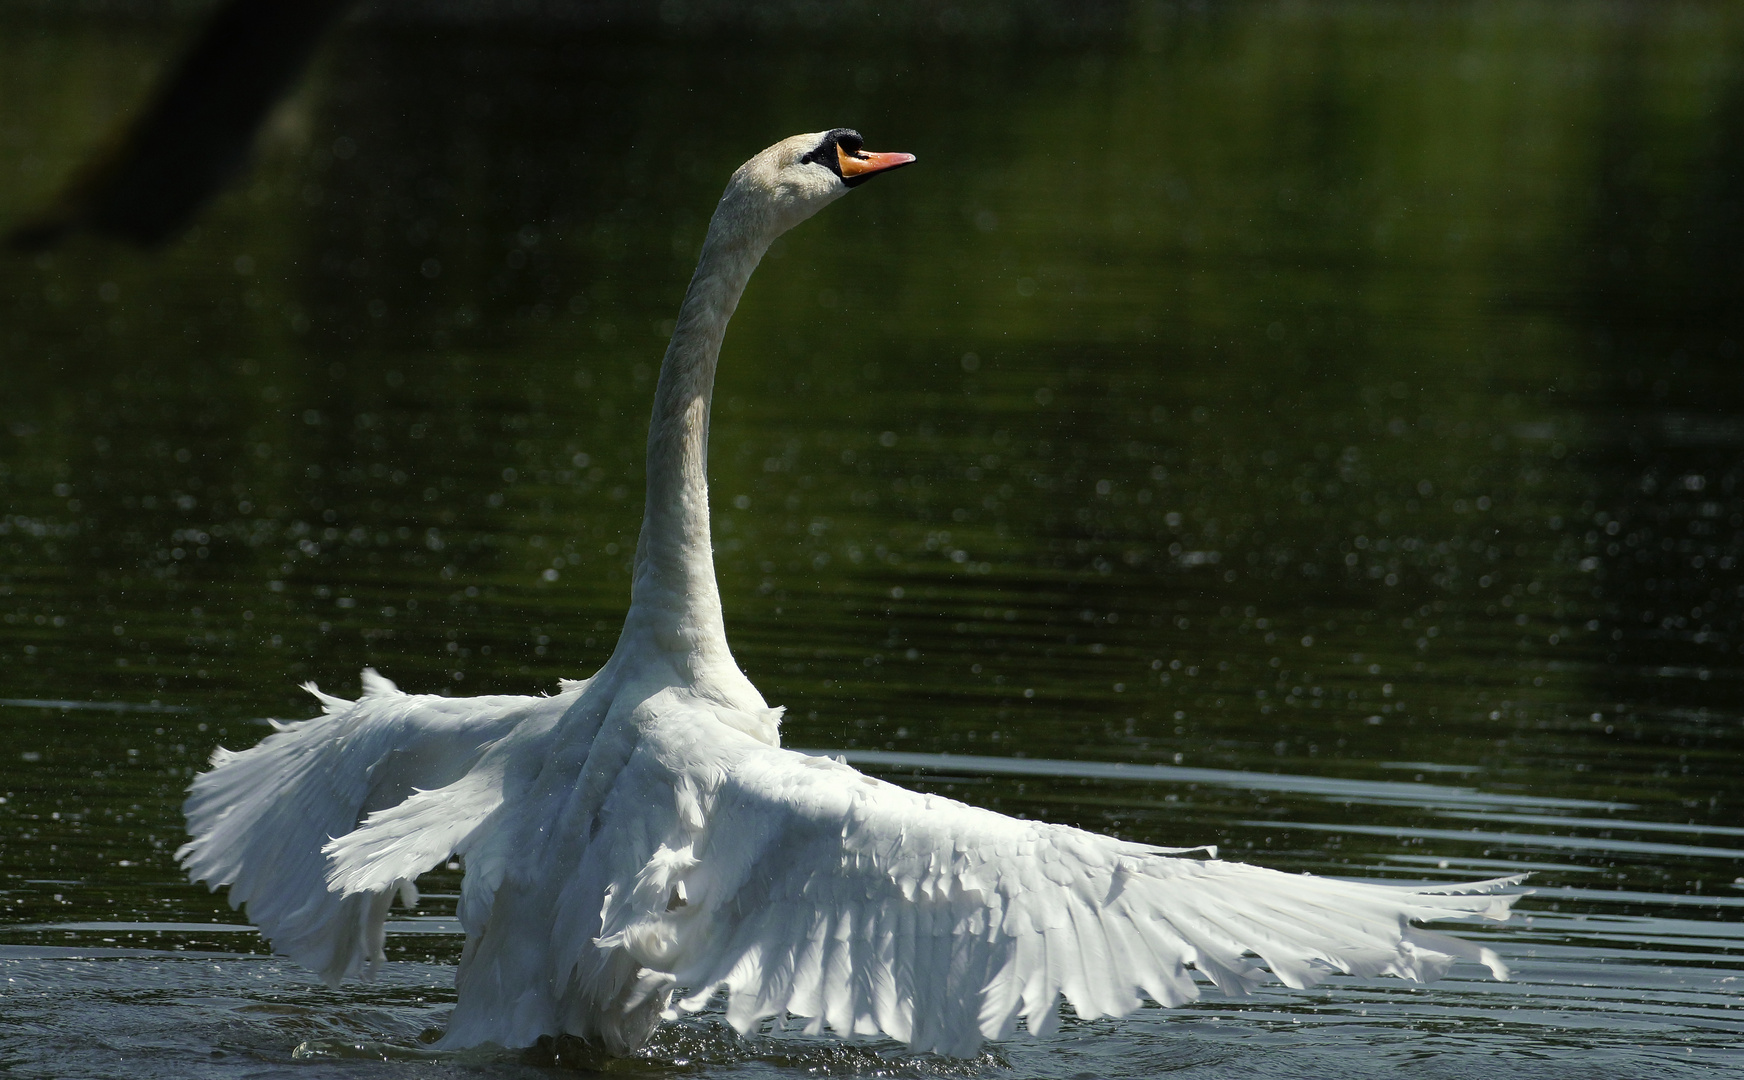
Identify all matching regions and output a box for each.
[2,1,1743,1075]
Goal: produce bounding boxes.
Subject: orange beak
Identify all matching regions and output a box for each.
[838,145,917,185]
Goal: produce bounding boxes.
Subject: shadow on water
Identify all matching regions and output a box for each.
[0,2,1742,1077]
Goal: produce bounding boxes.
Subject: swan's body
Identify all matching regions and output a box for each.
[180,130,1520,1057]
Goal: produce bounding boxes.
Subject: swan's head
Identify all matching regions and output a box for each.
[721,129,915,242]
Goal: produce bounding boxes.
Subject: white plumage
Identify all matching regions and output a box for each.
[179,129,1521,1057]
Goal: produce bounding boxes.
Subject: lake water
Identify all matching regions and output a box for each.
[1,2,1742,1076]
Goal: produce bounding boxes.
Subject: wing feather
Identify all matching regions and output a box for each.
[177,671,567,983]
[594,723,1521,1055]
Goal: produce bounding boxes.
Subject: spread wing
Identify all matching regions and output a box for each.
[177,669,573,984]
[598,726,1521,1057]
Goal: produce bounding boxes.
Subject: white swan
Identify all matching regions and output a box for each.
[178,129,1521,1057]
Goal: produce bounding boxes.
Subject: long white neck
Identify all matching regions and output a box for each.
[619,209,770,669]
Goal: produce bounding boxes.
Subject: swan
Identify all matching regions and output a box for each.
[178,129,1521,1057]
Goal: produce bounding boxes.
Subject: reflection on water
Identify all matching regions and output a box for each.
[1,2,1742,1077]
[800,747,1633,809]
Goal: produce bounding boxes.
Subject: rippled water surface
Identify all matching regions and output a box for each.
[2,2,1742,1076]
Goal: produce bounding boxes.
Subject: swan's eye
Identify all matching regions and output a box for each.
[799,143,839,173]
[800,128,863,179]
